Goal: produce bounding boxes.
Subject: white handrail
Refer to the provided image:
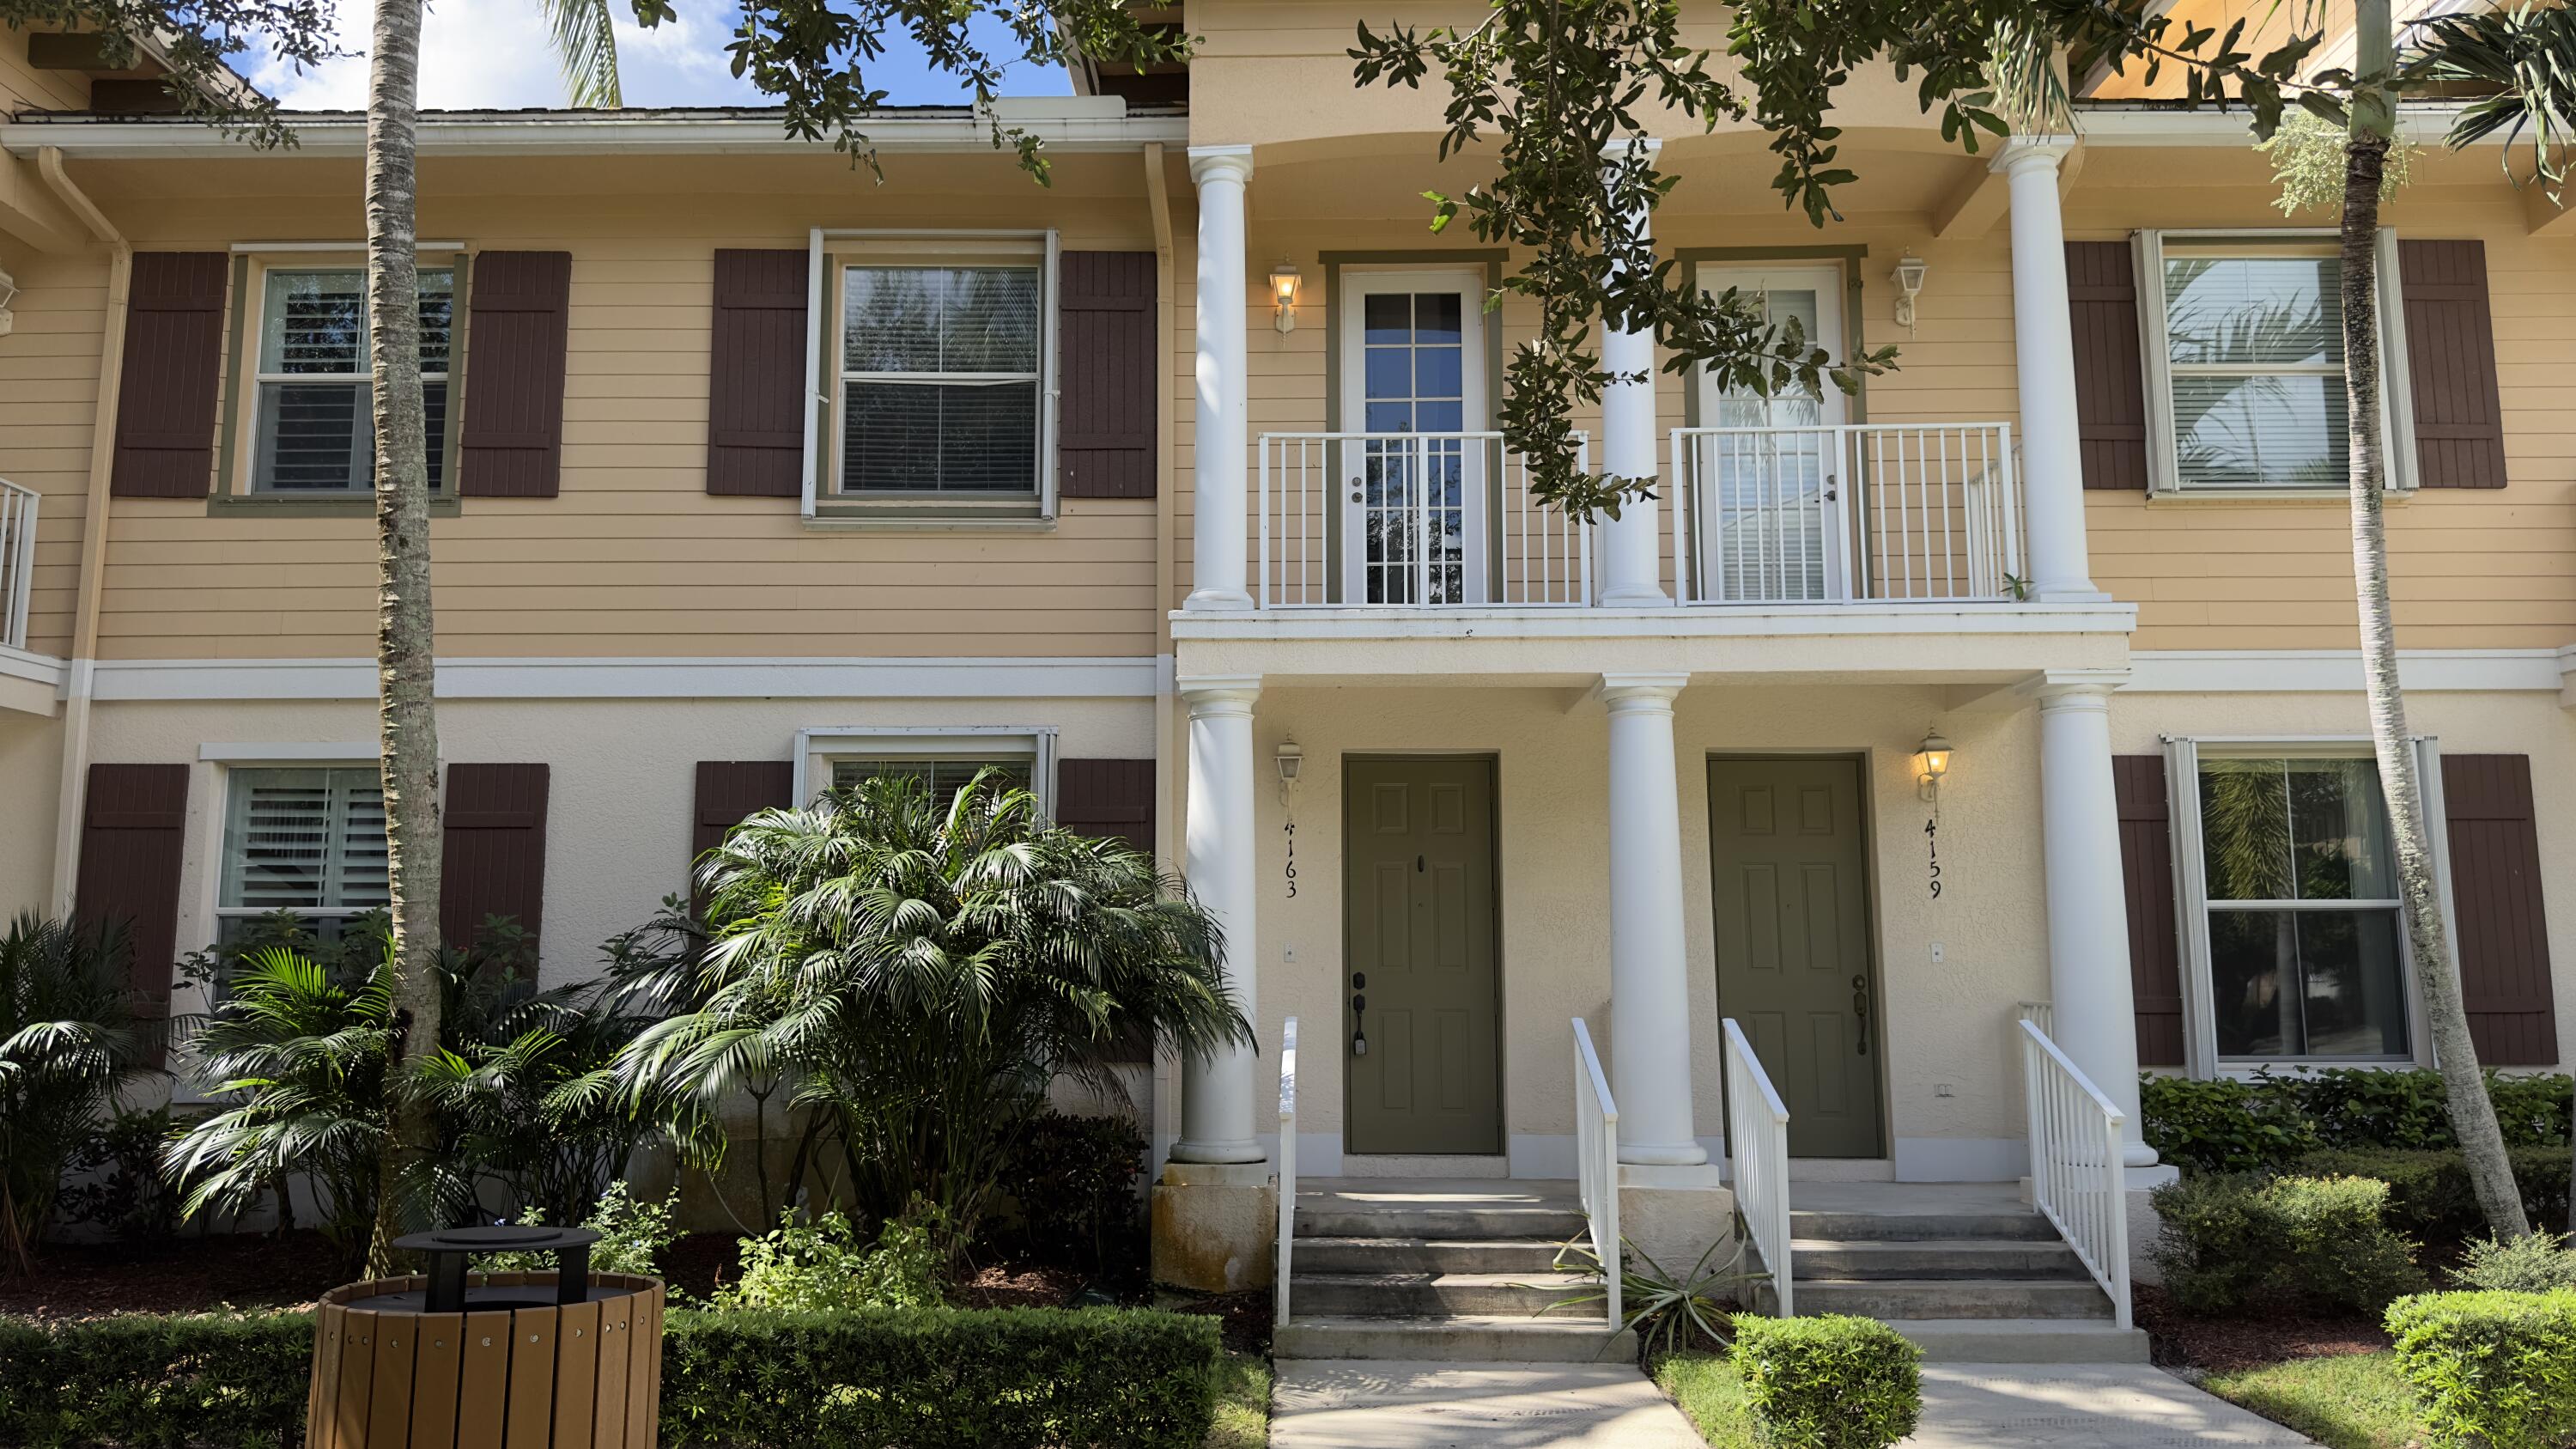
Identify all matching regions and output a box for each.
[1571,1018,1621,1329]
[1669,422,2021,605]
[0,480,35,651]
[1722,1019,1795,1317]
[1255,431,1593,608]
[1275,1015,1297,1328]
[2017,1017,2133,1330]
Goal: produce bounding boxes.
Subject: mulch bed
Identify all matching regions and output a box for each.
[0,1231,352,1321]
[2136,1283,2393,1375]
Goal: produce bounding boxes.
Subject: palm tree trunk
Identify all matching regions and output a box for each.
[362,0,446,1277]
[2342,0,2528,1241]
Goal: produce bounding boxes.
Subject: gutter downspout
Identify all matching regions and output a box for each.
[40,146,131,918]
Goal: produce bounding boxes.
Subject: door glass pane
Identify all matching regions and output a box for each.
[1358,290,1470,605]
[1710,283,1830,601]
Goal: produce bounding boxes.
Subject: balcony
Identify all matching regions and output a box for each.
[1255,431,1594,610]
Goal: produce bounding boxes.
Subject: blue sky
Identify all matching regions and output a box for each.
[251,0,1072,110]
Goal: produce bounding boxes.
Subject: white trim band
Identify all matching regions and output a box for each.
[88,655,1172,703]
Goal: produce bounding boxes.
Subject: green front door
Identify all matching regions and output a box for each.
[1707,756,1885,1159]
[1343,757,1503,1155]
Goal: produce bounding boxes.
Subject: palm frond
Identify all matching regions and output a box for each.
[538,0,623,108]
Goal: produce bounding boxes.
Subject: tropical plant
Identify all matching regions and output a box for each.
[480,1180,684,1278]
[541,0,623,107]
[1549,1223,1766,1360]
[621,769,1248,1262]
[0,915,161,1275]
[163,947,396,1266]
[714,1200,949,1312]
[58,1105,185,1242]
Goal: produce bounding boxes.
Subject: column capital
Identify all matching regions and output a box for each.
[1595,672,1689,710]
[1188,144,1255,185]
[1178,673,1262,713]
[2031,668,2127,709]
[1990,135,2078,177]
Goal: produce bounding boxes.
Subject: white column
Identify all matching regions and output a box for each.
[1997,137,2106,604]
[1173,674,1264,1163]
[1597,139,1669,607]
[2035,678,2157,1168]
[1186,146,1255,611]
[1601,673,1707,1166]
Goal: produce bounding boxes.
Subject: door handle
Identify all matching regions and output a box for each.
[1851,973,1871,1056]
[1351,971,1369,1056]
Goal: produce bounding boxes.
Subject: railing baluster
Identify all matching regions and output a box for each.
[2016,1014,2132,1332]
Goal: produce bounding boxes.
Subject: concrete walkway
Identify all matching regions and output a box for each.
[1271,1361,1704,1448]
[1271,1361,2318,1448]
[1905,1365,2317,1447]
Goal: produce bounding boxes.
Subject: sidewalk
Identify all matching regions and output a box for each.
[1906,1365,2318,1448]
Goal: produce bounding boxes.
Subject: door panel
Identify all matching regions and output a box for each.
[1709,756,1884,1158]
[1345,757,1503,1155]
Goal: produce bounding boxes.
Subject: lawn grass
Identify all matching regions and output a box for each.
[1651,1353,1758,1449]
[1206,1350,1272,1449]
[2202,1351,2426,1449]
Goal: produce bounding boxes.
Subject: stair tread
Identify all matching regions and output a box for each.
[1290,1270,1595,1288]
[1285,1313,1621,1332]
[1789,1237,2076,1251]
[1294,1235,1573,1249]
[1795,1275,2104,1288]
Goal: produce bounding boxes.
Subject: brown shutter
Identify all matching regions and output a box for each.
[440,764,550,953]
[1056,758,1156,856]
[706,249,808,497]
[2112,755,2186,1067]
[2398,240,2509,489]
[692,759,793,869]
[1057,252,1158,499]
[2066,241,2150,491]
[111,253,229,498]
[2441,754,2558,1064]
[459,250,573,498]
[71,763,190,1013]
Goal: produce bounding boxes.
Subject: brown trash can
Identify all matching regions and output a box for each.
[305,1267,665,1449]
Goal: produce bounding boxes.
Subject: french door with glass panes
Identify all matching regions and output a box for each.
[1337,270,1489,606]
[1690,265,1852,602]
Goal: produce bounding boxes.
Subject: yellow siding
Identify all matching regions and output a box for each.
[0,249,106,659]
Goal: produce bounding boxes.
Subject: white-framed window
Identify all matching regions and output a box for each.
[808,231,1058,514]
[216,766,390,940]
[2164,737,2448,1073]
[2136,229,2415,495]
[252,267,454,493]
[793,726,1057,813]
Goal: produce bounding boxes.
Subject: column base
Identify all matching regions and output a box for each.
[1616,1141,1711,1168]
[1170,1137,1267,1166]
[1182,588,1255,612]
[1596,584,1675,607]
[1150,1161,1276,1293]
[1616,1166,1736,1278]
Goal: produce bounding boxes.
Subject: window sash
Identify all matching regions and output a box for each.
[830,262,1045,497]
[2163,737,2440,1074]
[2136,229,2413,494]
[219,766,391,920]
[251,267,454,495]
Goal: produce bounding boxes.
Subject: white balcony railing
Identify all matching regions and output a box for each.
[0,480,34,651]
[1672,423,2023,606]
[1722,1018,1794,1316]
[1571,1017,1621,1329]
[1255,432,1592,608]
[1275,1014,1298,1329]
[2018,1015,2133,1330]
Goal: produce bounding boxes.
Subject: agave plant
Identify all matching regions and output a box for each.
[1547,1221,1769,1361]
[619,769,1249,1260]
[162,947,396,1265]
[0,914,161,1275]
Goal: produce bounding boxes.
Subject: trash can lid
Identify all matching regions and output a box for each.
[392,1225,603,1254]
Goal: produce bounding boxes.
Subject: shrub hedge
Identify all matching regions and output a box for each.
[2287,1147,2573,1244]
[2149,1173,2424,1316]
[2385,1290,2576,1449]
[2142,1069,2573,1175]
[1728,1312,1922,1449]
[0,1303,1221,1449]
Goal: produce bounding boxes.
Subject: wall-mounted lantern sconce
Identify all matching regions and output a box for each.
[1914,728,1953,803]
[1275,737,1304,784]
[1890,254,1929,332]
[1270,261,1303,333]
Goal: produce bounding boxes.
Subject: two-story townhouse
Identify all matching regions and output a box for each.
[3,3,2571,1363]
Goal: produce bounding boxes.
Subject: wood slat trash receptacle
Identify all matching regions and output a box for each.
[306,1227,665,1449]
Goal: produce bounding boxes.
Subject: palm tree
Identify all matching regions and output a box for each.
[0,916,161,1275]
[618,770,1250,1261]
[539,0,623,108]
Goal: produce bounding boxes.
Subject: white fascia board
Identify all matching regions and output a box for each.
[1,110,1188,161]
[197,740,380,763]
[2128,648,2569,694]
[0,643,68,692]
[88,655,1165,702]
[2075,101,2482,148]
[1169,600,2139,642]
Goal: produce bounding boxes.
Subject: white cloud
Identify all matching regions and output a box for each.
[246,0,1066,112]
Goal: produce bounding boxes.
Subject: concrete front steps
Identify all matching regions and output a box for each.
[1751,1191,2151,1364]
[1272,1178,1637,1363]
